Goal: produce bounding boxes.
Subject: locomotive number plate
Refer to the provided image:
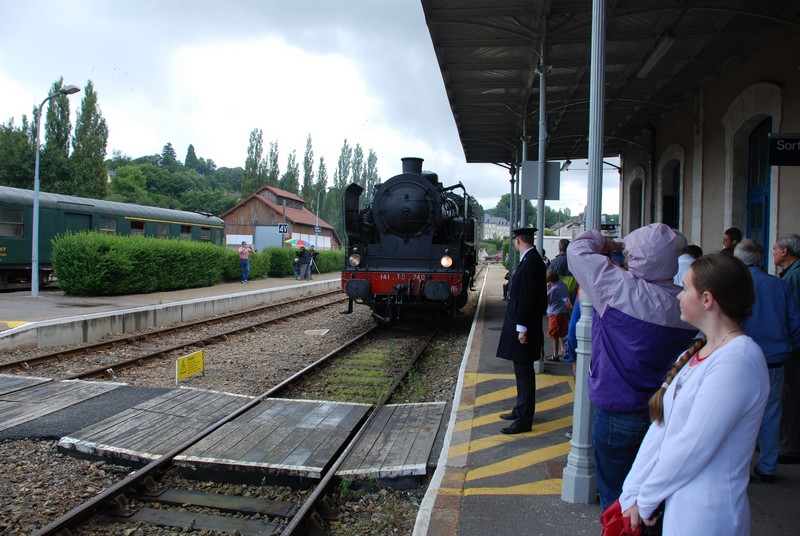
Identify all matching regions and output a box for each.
[378,273,428,281]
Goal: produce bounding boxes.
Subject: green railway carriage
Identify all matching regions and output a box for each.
[0,185,226,290]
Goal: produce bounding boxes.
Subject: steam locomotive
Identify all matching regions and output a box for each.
[341,157,478,323]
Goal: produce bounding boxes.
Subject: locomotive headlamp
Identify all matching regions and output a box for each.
[440,255,453,268]
[349,253,362,267]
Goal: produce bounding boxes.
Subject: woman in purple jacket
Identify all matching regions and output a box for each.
[567,223,696,509]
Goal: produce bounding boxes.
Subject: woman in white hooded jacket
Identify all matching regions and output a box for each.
[620,253,769,535]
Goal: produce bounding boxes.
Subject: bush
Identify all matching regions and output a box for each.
[52,232,227,296]
[51,232,344,295]
[224,248,270,282]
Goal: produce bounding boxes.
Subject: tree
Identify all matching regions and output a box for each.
[364,149,380,202]
[0,119,35,188]
[279,150,300,194]
[242,128,263,196]
[266,140,280,187]
[40,78,74,193]
[301,133,314,201]
[184,144,200,171]
[159,142,178,169]
[108,165,148,203]
[333,139,352,190]
[351,144,364,189]
[106,150,132,171]
[70,80,108,198]
[179,189,237,215]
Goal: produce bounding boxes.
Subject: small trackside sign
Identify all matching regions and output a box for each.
[278,223,289,233]
[176,349,205,385]
[769,134,800,166]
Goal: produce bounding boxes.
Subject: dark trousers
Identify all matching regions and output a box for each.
[512,360,536,424]
[782,349,800,456]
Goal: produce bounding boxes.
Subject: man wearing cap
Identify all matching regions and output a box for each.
[496,227,547,434]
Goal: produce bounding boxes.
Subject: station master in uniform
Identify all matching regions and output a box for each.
[497,227,547,434]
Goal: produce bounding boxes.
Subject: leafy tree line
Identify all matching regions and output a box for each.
[484,193,617,230]
[0,78,408,242]
[0,78,108,198]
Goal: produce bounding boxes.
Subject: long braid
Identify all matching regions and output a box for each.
[648,337,707,423]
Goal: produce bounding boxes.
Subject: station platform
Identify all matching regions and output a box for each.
[1,266,798,535]
[413,263,800,536]
[0,272,341,351]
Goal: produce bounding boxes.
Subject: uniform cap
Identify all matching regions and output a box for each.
[511,227,537,238]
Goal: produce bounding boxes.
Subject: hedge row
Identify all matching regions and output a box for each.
[51,232,342,296]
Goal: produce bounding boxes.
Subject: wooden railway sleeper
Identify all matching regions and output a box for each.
[316,495,338,521]
[302,511,327,536]
[108,493,135,518]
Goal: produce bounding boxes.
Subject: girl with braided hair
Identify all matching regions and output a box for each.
[619,253,769,535]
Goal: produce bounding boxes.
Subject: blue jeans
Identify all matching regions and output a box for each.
[593,407,650,510]
[756,366,784,475]
[240,259,250,282]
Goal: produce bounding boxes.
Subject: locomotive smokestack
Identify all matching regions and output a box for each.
[401,157,424,175]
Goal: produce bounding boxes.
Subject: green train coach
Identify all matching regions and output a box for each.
[0,185,226,290]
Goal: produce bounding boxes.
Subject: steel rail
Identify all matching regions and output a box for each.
[31,324,379,536]
[282,329,438,535]
[0,289,342,373]
[62,295,347,380]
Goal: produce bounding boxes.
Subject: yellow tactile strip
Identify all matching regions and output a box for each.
[439,372,574,496]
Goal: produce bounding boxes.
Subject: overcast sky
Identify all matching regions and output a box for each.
[0,0,619,215]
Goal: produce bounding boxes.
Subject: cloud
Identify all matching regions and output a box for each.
[0,0,619,215]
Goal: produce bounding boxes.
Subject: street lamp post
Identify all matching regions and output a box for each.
[31,84,81,297]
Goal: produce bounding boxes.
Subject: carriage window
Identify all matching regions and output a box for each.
[180,225,192,240]
[130,220,145,236]
[0,208,24,237]
[99,218,117,234]
[157,223,170,239]
[200,227,211,241]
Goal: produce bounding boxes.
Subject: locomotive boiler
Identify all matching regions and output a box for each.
[341,157,477,323]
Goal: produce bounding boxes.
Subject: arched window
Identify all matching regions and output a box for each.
[747,117,771,268]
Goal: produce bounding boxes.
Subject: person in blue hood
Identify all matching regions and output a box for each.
[567,223,696,509]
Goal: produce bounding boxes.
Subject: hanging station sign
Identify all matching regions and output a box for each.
[769,134,800,166]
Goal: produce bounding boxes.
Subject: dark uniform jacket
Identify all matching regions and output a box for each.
[496,247,547,361]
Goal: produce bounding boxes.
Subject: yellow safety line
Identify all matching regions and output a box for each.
[455,392,574,432]
[466,442,572,482]
[461,373,571,412]
[448,416,572,458]
[438,478,564,496]
[0,321,29,328]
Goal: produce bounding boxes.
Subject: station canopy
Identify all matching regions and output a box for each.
[422,0,800,165]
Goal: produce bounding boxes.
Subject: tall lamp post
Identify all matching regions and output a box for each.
[31,84,81,297]
[314,187,332,249]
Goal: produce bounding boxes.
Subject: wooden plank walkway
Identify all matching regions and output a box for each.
[0,375,121,432]
[176,398,371,479]
[57,389,446,485]
[58,388,252,464]
[338,402,446,479]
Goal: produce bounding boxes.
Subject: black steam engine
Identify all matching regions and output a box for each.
[341,157,478,323]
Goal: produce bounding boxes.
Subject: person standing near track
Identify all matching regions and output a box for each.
[496,227,547,434]
[238,241,254,284]
[567,223,696,509]
[297,244,311,281]
[620,253,769,534]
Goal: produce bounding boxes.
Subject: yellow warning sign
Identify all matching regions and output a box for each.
[176,350,205,384]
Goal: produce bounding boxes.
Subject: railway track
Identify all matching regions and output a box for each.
[30,324,439,535]
[0,290,346,380]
